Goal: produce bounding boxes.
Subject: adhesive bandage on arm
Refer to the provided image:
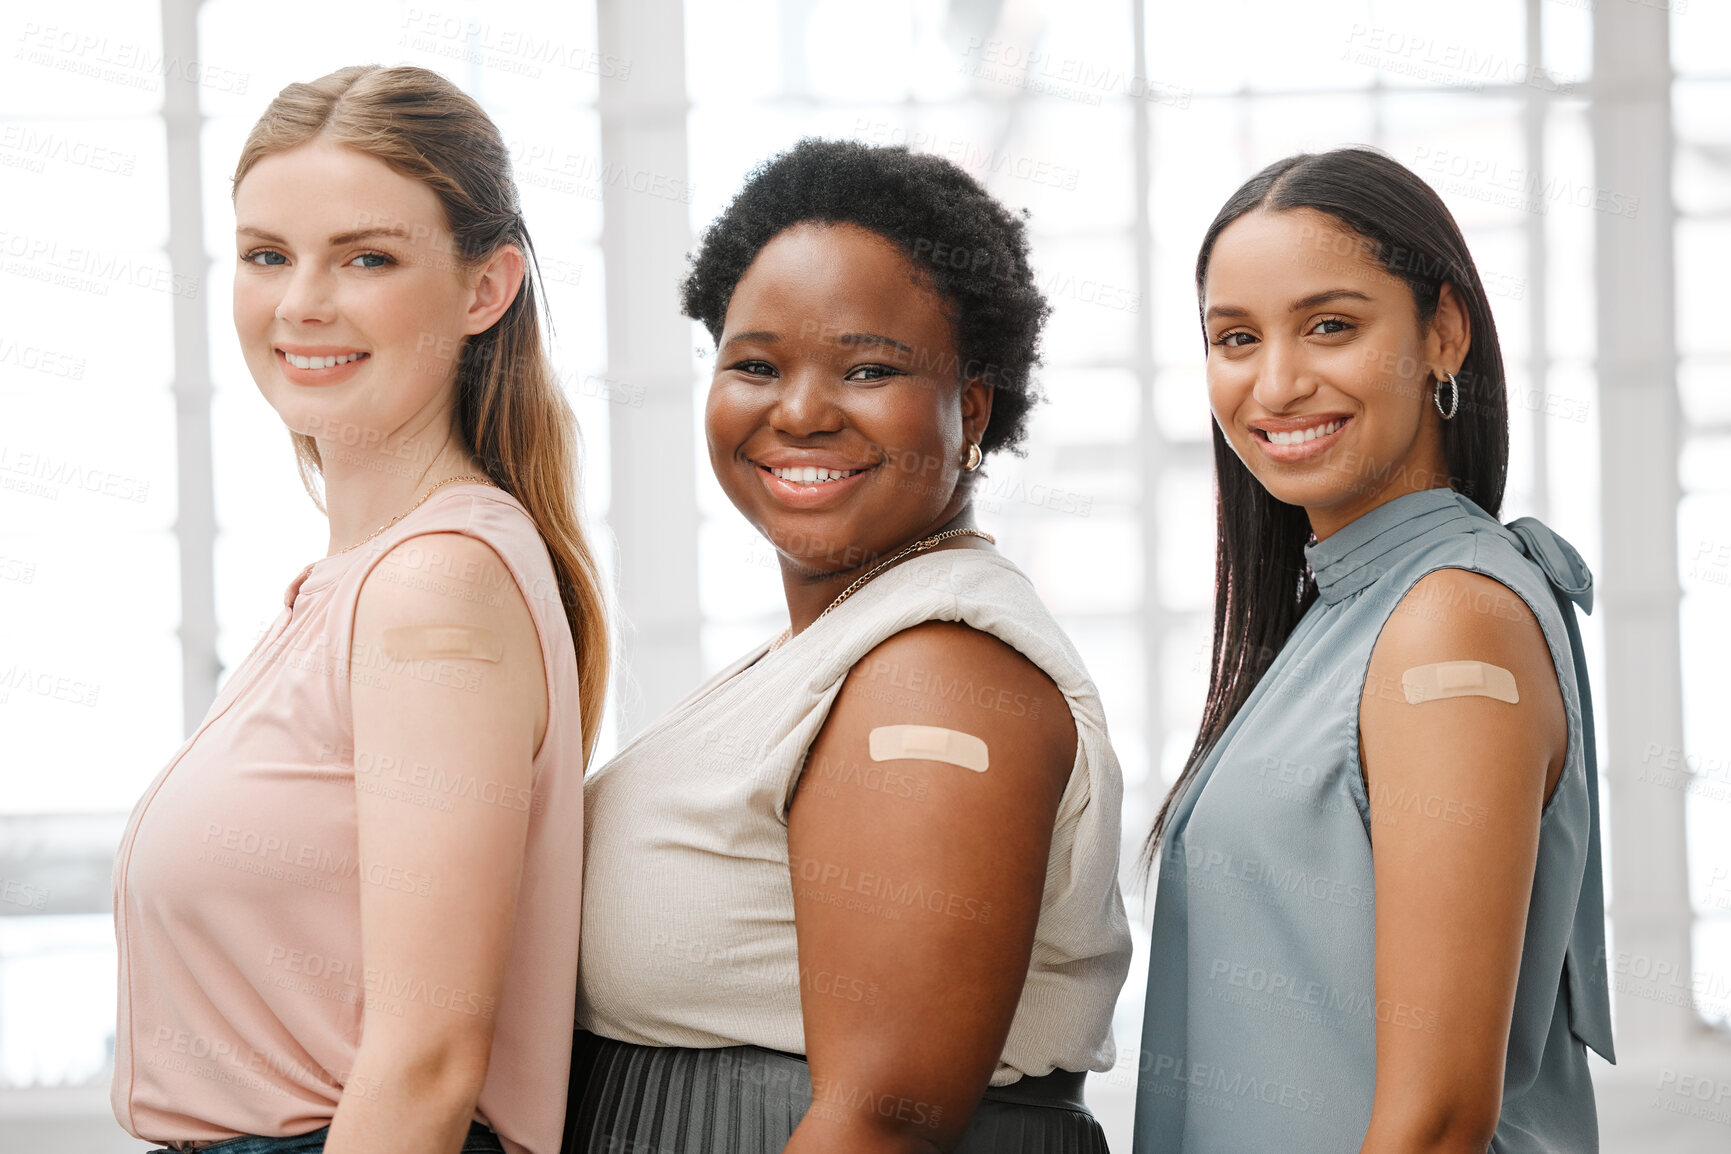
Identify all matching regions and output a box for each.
[868,725,990,773]
[1401,660,1519,705]
[381,625,503,663]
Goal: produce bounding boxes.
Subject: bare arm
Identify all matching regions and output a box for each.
[323,532,548,1154]
[1358,569,1566,1154]
[784,621,1076,1154]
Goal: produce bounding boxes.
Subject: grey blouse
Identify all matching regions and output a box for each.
[1134,488,1615,1152]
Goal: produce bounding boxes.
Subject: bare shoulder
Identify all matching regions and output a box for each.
[1365,567,1566,788]
[832,620,1076,790]
[351,532,547,747]
[356,531,533,632]
[1373,567,1552,673]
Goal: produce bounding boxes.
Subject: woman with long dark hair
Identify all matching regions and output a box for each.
[111,66,608,1154]
[1133,148,1613,1152]
[568,138,1132,1153]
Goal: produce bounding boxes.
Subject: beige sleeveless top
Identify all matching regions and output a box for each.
[577,547,1132,1085]
[112,484,585,1154]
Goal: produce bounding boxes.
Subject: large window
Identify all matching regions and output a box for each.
[1673,2,1731,1032]
[1,1,1727,1149]
[3,0,180,1097]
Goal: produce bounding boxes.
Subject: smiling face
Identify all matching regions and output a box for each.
[232,140,487,455]
[705,222,992,577]
[1201,207,1467,538]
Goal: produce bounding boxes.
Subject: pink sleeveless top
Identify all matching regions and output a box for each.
[111,484,585,1154]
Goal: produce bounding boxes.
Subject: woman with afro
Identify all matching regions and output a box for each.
[567,139,1133,1154]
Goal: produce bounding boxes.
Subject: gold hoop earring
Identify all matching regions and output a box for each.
[963,442,983,472]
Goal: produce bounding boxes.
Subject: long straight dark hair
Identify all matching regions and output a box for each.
[1145,147,1510,860]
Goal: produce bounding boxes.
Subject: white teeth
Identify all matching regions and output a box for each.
[769,465,862,485]
[284,352,364,370]
[1266,419,1343,446]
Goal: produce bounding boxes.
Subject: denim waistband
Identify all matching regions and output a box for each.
[155,1120,501,1153]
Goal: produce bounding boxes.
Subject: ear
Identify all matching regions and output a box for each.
[462,243,527,337]
[1426,282,1472,379]
[960,377,995,452]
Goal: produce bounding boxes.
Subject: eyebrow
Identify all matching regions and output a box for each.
[721,330,779,350]
[235,225,414,246]
[1290,288,1373,311]
[835,332,913,355]
[1204,288,1373,322]
[720,330,914,355]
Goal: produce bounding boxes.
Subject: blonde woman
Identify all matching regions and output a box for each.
[111,66,607,1154]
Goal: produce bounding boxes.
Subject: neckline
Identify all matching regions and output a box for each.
[283,482,501,604]
[604,547,1018,768]
[1303,488,1472,606]
[772,544,1012,651]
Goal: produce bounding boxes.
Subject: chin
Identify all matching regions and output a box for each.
[1240,468,1332,511]
[272,399,348,443]
[763,519,865,571]
[776,551,842,579]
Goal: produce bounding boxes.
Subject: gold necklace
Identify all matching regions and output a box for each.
[335,474,491,555]
[767,527,995,652]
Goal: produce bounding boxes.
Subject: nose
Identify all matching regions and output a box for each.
[1251,336,1319,412]
[770,367,845,438]
[274,263,337,325]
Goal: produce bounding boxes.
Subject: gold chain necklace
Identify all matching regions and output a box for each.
[335,473,492,555]
[767,527,995,652]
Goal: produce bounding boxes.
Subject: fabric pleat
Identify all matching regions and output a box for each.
[562,1032,1109,1154]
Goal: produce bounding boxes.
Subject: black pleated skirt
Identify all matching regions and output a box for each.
[561,1030,1111,1154]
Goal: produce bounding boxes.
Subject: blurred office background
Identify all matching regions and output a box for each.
[1,0,1727,1148]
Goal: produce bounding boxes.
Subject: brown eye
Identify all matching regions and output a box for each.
[845,364,901,382]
